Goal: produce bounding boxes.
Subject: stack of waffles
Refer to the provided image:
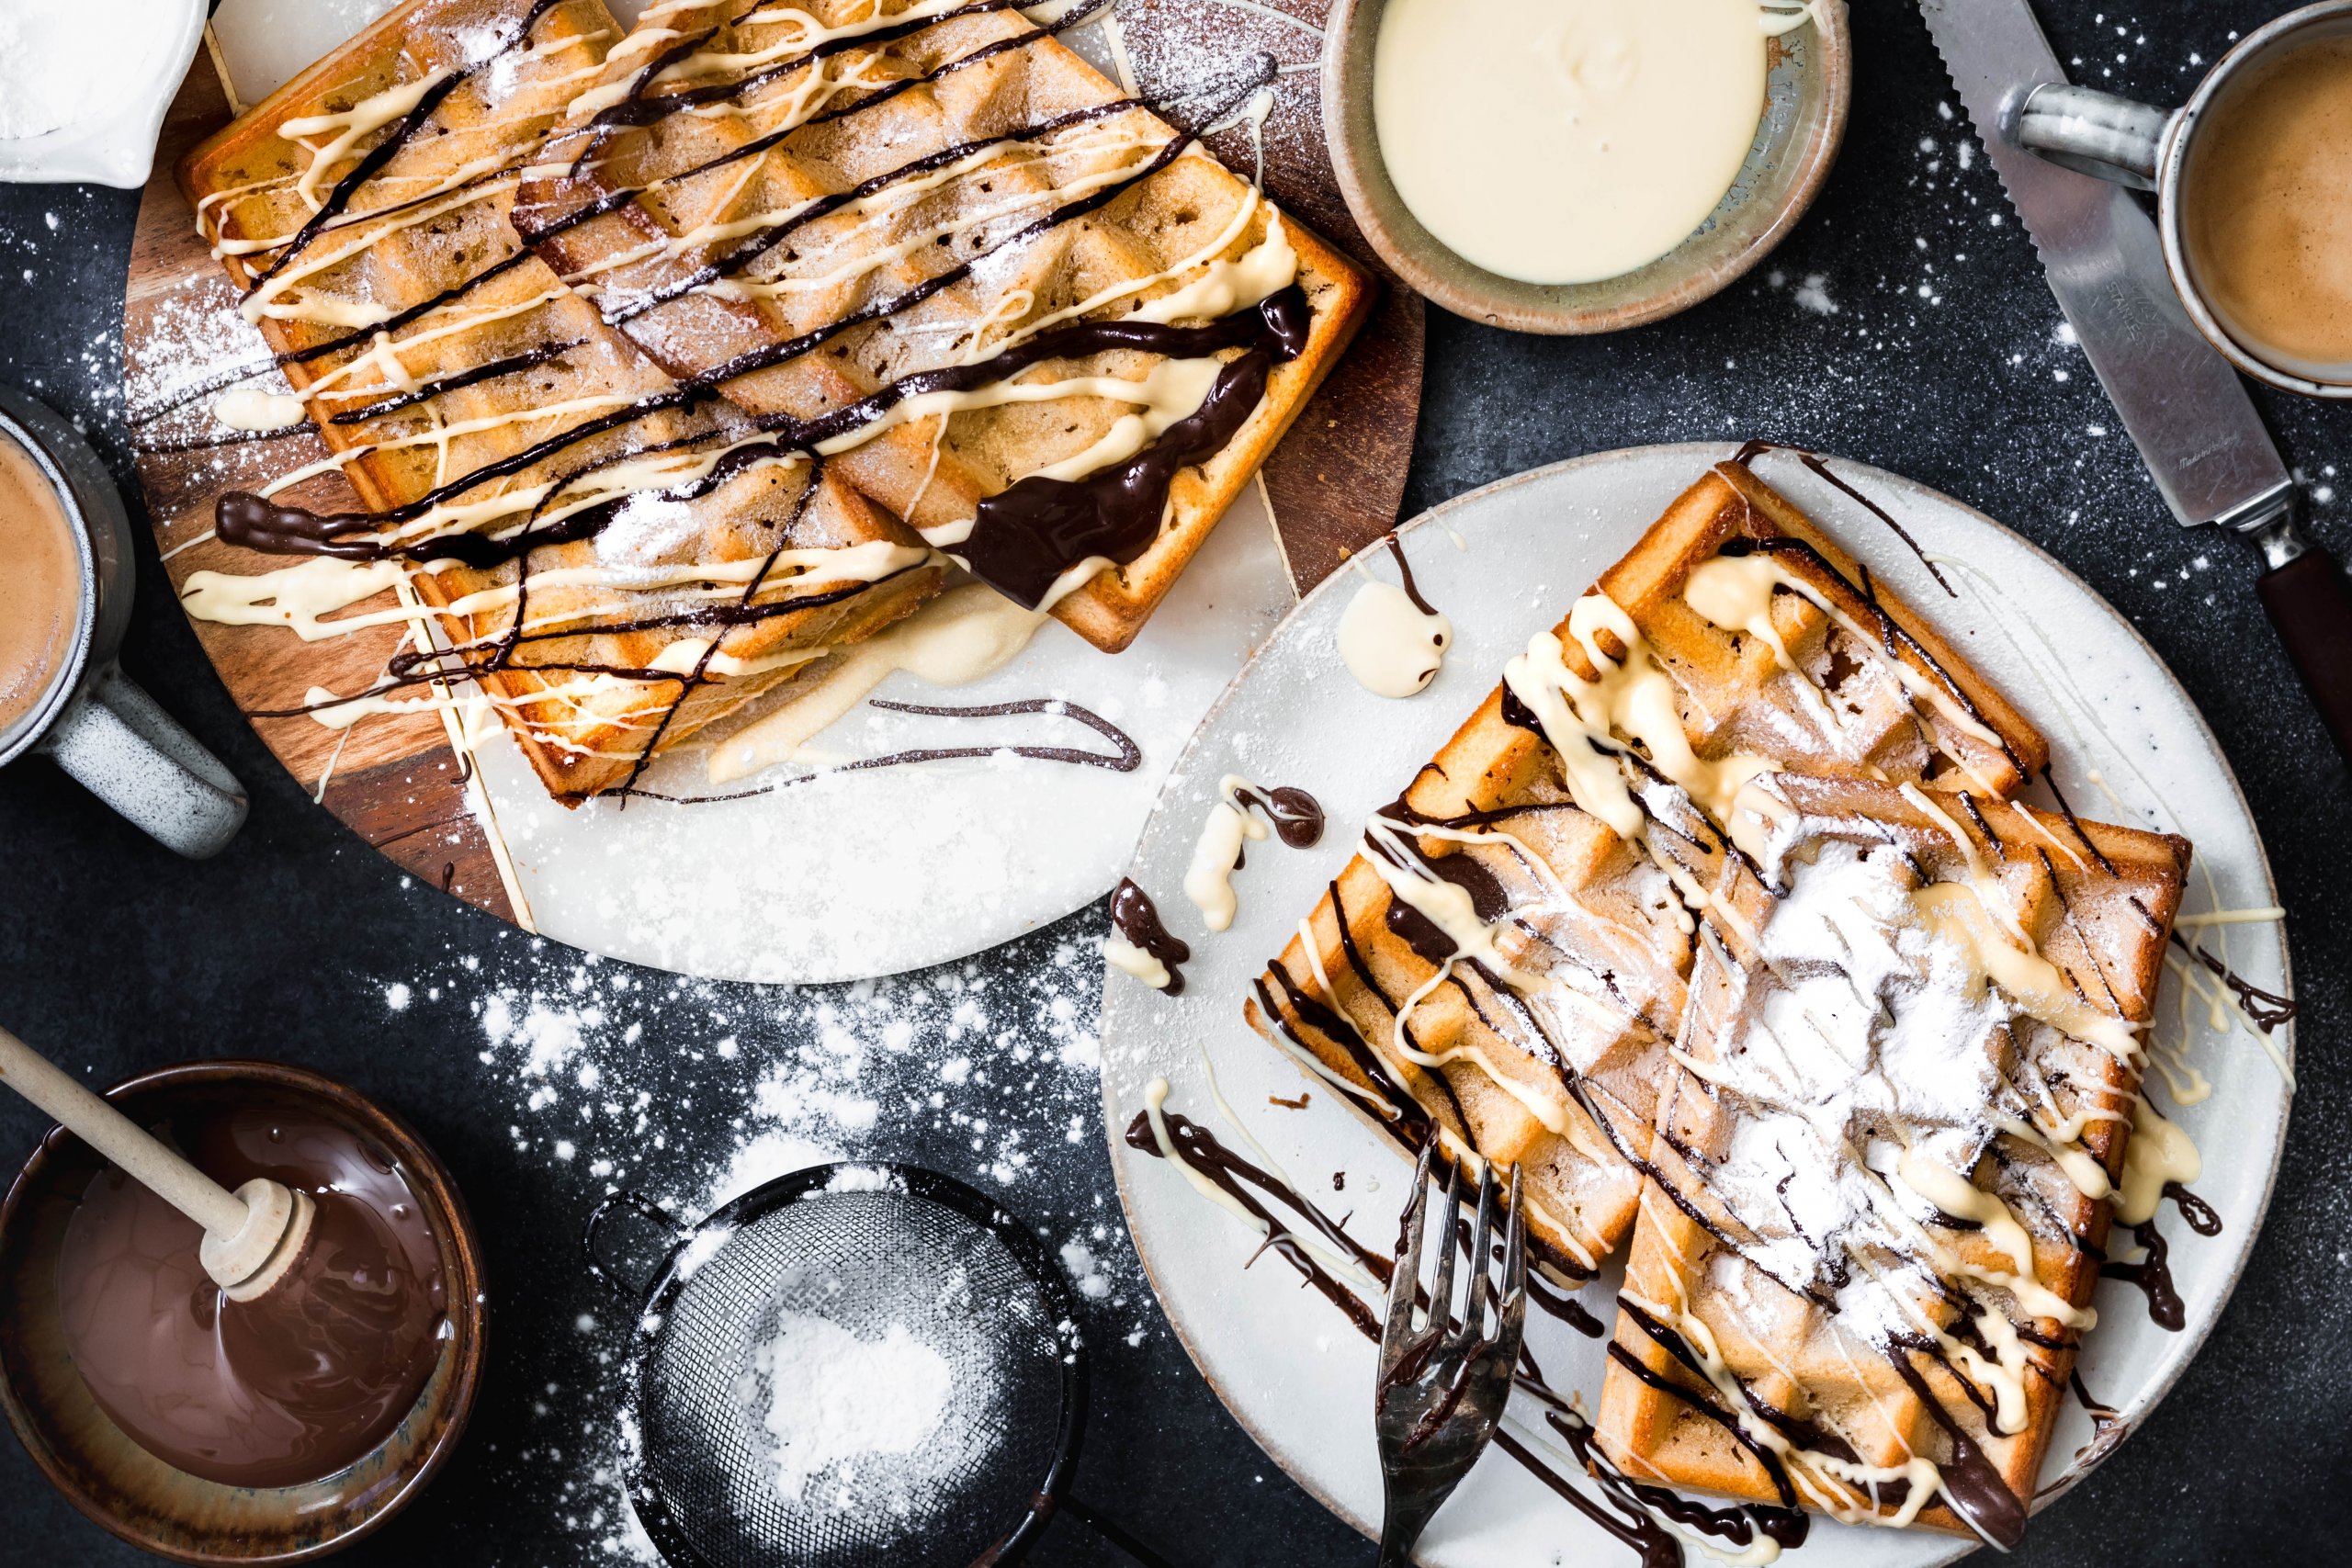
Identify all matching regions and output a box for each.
[1244,456,2190,1546]
[179,0,1369,799]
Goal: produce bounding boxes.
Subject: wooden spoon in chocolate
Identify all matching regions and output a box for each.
[0,1024,315,1301]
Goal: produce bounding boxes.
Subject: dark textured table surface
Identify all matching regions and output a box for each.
[3,2,2347,1563]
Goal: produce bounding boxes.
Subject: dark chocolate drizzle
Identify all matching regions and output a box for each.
[608,697,1139,805]
[577,0,1027,137]
[1545,1370,1811,1555]
[1889,1356,2030,1549]
[1121,1105,1382,1337]
[1110,879,1191,995]
[326,341,590,423]
[217,379,723,543]
[667,125,1207,387]
[2164,1180,2222,1235]
[210,288,1310,592]
[588,97,1149,323]
[2103,1182,2223,1336]
[941,290,1308,608]
[1737,535,2016,773]
[1498,682,1543,736]
[1385,534,1438,616]
[1230,783,1324,849]
[2171,934,2298,1030]
[1618,1299,1824,1506]
[1327,879,1474,1136]
[1525,1270,1605,1337]
[1126,1096,1787,1568]
[1253,965,1430,1148]
[1365,812,1509,965]
[2045,1369,2129,1491]
[1725,439,1956,598]
[2037,766,2117,876]
[1493,1428,1682,1568]
[238,0,568,294]
[241,569,928,724]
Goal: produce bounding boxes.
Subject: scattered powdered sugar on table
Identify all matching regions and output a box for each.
[374,917,1145,1563]
[752,1311,956,1506]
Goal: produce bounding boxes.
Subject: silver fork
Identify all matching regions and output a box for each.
[1374,1145,1527,1567]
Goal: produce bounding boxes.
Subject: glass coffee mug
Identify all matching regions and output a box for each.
[0,388,246,857]
[2015,1,2352,399]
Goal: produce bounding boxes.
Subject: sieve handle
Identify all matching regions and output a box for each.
[582,1190,689,1296]
[1062,1494,1183,1568]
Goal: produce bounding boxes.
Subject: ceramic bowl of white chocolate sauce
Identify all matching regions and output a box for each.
[0,0,207,187]
[1323,0,1851,333]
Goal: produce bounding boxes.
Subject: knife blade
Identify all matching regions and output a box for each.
[1917,0,2289,527]
[1918,0,2352,766]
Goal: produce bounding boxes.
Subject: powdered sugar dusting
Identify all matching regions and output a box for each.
[385,915,1143,1562]
[752,1312,956,1506]
[1695,834,2013,1307]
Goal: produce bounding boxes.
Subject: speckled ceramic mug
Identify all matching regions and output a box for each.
[0,388,246,858]
[2015,0,2352,399]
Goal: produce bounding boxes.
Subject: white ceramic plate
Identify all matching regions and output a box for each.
[1099,444,2293,1566]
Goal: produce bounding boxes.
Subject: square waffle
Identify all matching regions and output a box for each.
[1595,771,2188,1545]
[177,0,963,799]
[511,0,1373,650]
[1245,459,2052,1282]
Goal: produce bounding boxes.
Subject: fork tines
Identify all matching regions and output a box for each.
[1384,1145,1526,1356]
[1374,1145,1527,1563]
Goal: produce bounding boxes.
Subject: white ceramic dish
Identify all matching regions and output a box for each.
[182,8,1299,984]
[1100,445,2293,1566]
[0,0,205,186]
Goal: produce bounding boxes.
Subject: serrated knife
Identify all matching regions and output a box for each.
[1918,0,2352,765]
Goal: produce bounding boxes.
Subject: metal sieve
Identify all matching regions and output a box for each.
[584,1164,1085,1568]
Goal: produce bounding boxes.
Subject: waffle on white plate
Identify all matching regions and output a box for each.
[1246,458,2049,1282]
[1598,771,2187,1545]
[1246,452,2194,1543]
[178,0,1368,798]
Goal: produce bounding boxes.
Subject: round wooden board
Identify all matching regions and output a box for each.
[119,18,1423,940]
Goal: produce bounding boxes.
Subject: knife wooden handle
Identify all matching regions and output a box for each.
[2257,545,2352,768]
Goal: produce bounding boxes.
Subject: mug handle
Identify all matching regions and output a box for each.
[36,662,248,859]
[2014,84,2170,190]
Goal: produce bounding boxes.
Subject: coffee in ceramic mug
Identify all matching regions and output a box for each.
[0,428,82,737]
[2179,30,2352,386]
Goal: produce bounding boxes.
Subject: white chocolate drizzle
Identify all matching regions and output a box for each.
[1502,590,1776,852]
[1104,938,1171,990]
[1184,775,1270,933]
[705,582,1045,780]
[1336,575,1449,699]
[209,388,310,432]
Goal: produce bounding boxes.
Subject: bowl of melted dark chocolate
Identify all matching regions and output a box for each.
[0,1061,486,1562]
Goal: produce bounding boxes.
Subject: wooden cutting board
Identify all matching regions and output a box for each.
[119,18,1424,931]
